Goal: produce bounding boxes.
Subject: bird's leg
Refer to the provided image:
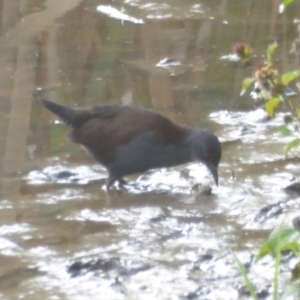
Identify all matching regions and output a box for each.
[117,178,127,187]
[106,175,116,190]
[106,174,127,189]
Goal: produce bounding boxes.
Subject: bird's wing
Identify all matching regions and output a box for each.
[70,106,184,165]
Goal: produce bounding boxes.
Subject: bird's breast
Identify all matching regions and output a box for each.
[111,131,192,177]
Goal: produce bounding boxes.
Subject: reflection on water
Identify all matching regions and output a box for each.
[0,0,299,299]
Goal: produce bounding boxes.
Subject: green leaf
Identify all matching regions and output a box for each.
[265,97,281,117]
[255,226,300,261]
[285,138,300,154]
[256,243,272,261]
[284,0,295,6]
[277,125,293,136]
[267,41,278,66]
[281,70,300,85]
[232,252,259,300]
[240,77,255,95]
[273,245,281,300]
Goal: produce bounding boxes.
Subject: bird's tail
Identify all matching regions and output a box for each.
[41,99,80,127]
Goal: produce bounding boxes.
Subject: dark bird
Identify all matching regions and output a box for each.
[41,99,221,188]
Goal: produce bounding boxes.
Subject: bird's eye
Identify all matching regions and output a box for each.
[204,153,211,159]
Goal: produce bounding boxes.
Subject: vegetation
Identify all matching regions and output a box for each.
[234,1,300,298]
[234,221,300,299]
[238,41,300,155]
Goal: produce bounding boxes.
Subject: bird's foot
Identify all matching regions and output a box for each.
[106,177,127,190]
[117,178,127,187]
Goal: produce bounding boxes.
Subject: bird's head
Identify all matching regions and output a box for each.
[187,130,221,185]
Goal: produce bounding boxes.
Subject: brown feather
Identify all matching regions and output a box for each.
[70,105,186,166]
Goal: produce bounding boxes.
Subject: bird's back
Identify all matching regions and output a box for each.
[72,105,187,166]
[42,100,186,168]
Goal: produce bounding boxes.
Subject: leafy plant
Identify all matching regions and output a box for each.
[240,40,300,154]
[234,221,300,300]
[233,252,258,300]
[256,225,300,300]
[255,226,300,260]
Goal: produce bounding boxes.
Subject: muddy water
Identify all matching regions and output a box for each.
[0,0,300,299]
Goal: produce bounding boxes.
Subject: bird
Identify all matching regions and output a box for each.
[41,99,221,189]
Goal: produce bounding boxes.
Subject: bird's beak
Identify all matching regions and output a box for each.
[206,163,219,186]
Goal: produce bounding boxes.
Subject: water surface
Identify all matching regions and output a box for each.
[0,0,300,299]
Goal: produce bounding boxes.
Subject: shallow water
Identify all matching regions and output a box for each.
[0,0,300,299]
